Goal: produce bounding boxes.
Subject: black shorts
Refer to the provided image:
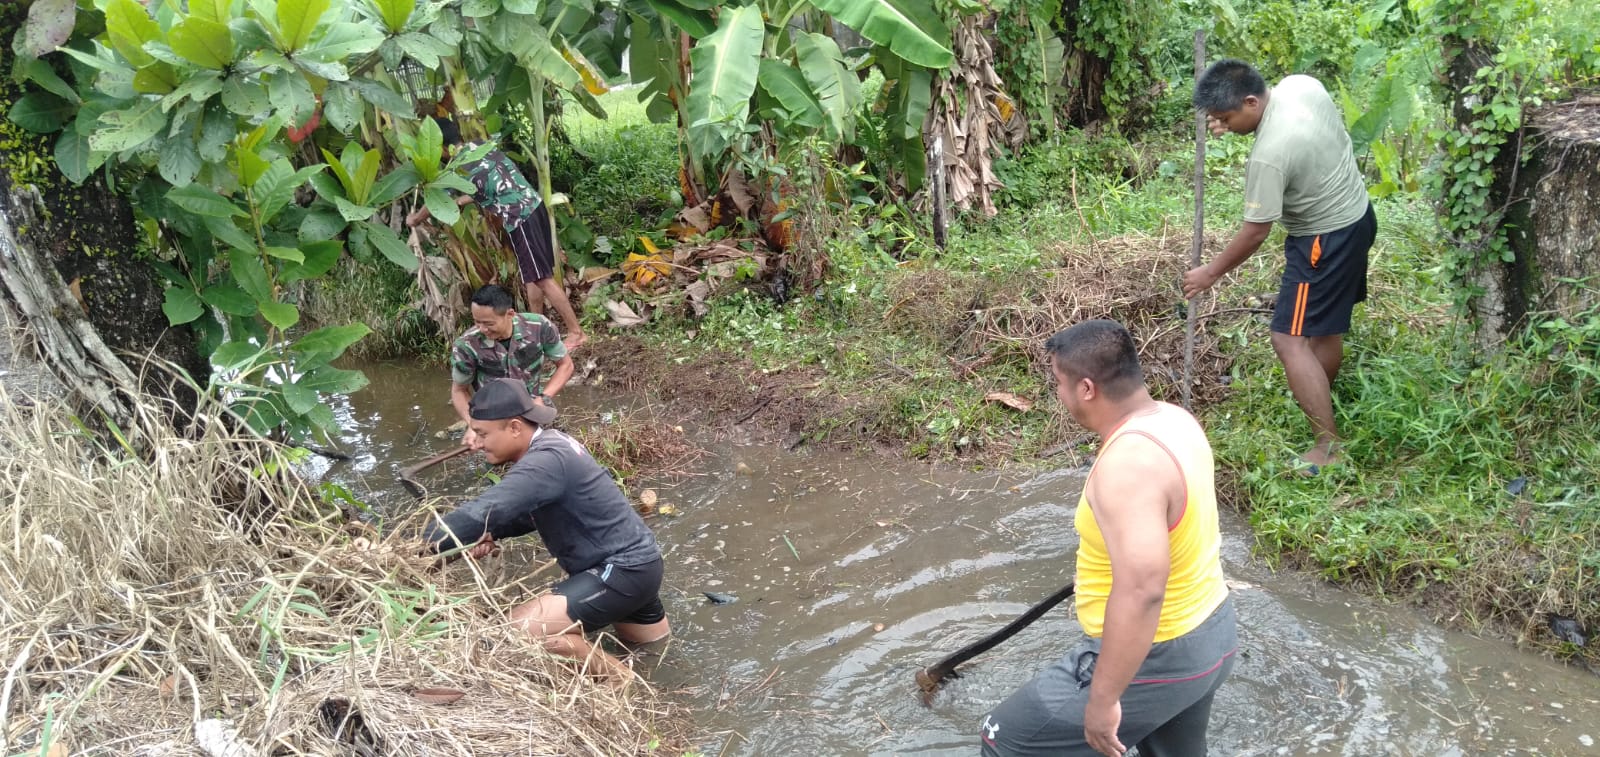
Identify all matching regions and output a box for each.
[1271,204,1377,337]
[506,204,555,284]
[552,558,666,632]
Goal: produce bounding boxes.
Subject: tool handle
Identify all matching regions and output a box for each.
[923,582,1077,681]
[400,445,471,478]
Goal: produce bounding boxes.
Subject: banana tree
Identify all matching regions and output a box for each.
[417,0,627,283]
[626,0,956,247]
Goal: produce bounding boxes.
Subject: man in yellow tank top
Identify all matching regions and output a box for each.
[980,320,1238,757]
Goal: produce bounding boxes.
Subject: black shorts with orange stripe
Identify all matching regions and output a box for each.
[1271,203,1376,337]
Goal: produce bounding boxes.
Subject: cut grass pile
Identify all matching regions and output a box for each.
[0,385,688,755]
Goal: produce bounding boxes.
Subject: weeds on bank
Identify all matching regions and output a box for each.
[1207,207,1600,659]
[302,256,446,360]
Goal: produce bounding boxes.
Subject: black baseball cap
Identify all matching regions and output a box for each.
[469,378,557,427]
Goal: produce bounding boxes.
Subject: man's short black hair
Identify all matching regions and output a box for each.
[1045,320,1144,400]
[1194,59,1268,113]
[470,284,514,313]
[434,116,463,146]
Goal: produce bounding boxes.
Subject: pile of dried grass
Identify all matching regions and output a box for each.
[966,231,1248,407]
[0,386,687,756]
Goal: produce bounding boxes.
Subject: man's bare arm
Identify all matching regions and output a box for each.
[1183,220,1273,298]
[541,354,575,399]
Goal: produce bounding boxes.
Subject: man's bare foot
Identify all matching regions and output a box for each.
[563,331,587,351]
[1295,443,1342,477]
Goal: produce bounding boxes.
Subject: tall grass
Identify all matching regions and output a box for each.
[1206,200,1600,659]
[552,90,682,247]
[0,384,687,754]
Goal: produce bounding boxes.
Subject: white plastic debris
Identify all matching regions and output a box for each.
[194,719,251,757]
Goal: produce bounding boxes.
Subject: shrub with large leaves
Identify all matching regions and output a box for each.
[8,0,625,441]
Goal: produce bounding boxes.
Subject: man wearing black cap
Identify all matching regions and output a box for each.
[423,378,669,681]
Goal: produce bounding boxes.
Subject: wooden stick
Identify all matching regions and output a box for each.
[398,446,472,499]
[915,582,1075,703]
[1184,29,1208,412]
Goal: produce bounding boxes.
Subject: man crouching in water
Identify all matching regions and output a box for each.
[980,320,1237,756]
[423,378,669,682]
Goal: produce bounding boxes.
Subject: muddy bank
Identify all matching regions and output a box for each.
[581,231,1248,466]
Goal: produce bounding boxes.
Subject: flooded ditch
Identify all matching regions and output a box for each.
[314,360,1600,756]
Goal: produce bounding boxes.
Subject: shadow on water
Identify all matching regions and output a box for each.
[316,361,1600,756]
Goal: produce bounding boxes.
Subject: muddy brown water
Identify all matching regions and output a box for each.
[314,361,1600,756]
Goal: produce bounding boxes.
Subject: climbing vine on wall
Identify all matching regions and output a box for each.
[1423,0,1574,315]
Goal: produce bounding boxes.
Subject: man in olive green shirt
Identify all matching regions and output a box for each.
[1183,60,1377,473]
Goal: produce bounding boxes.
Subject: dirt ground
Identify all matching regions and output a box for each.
[579,231,1257,466]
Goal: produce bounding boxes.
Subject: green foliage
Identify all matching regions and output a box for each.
[1066,0,1162,125]
[808,0,955,68]
[1215,0,1364,81]
[7,0,639,442]
[634,0,951,187]
[548,90,681,245]
[1420,0,1591,315]
[684,4,765,161]
[992,0,1065,140]
[1218,285,1599,621]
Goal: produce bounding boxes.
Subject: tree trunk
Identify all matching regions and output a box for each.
[1504,95,1600,322]
[0,64,206,428]
[1054,0,1159,129]
[1443,41,1529,343]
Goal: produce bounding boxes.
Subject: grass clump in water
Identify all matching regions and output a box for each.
[0,384,690,755]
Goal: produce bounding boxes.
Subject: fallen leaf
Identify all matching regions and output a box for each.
[656,503,678,516]
[604,300,647,328]
[580,266,620,283]
[983,392,1034,412]
[685,279,711,318]
[724,169,758,217]
[622,252,671,291]
[159,673,180,697]
[674,203,714,236]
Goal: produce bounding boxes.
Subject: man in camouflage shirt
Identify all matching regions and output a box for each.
[450,284,574,449]
[407,118,587,350]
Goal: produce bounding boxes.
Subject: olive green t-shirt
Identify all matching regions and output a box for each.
[1243,75,1370,237]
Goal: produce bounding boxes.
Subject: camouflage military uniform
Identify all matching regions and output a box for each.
[460,141,541,230]
[459,141,555,283]
[450,312,567,397]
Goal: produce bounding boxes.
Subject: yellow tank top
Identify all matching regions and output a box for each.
[1073,402,1228,641]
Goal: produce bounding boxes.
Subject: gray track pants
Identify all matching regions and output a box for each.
[979,595,1238,757]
